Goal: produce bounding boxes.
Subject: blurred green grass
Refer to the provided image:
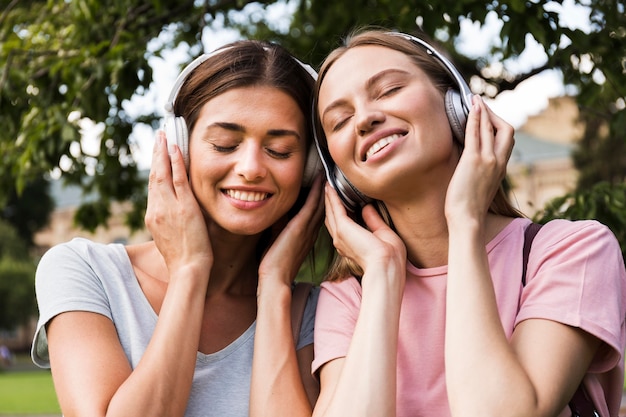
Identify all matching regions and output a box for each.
[0,370,60,414]
[0,354,60,415]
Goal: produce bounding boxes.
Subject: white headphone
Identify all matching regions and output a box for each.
[163,44,322,186]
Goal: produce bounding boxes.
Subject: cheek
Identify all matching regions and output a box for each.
[327,134,353,169]
[187,156,226,201]
[281,161,306,199]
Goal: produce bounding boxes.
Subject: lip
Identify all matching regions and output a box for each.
[359,128,407,162]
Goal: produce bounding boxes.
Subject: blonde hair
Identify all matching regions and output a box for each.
[315,28,524,281]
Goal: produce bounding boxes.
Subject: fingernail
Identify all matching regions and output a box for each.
[473,96,481,112]
[154,133,163,149]
[168,143,177,155]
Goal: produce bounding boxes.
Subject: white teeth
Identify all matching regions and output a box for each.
[226,190,268,202]
[365,134,400,160]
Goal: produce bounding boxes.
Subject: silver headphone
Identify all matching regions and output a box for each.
[314,32,474,212]
[163,44,322,186]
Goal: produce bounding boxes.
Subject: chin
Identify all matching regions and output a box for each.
[224,224,267,237]
[219,216,276,236]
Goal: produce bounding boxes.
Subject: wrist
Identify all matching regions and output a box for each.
[167,262,211,289]
[256,278,291,303]
[446,216,483,239]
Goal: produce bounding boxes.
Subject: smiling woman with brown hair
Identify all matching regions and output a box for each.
[31,40,324,417]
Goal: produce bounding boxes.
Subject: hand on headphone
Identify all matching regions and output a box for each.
[145,130,214,279]
[444,96,514,227]
[258,174,325,289]
[324,183,407,286]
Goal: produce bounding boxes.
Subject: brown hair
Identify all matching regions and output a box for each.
[174,40,315,153]
[315,28,524,281]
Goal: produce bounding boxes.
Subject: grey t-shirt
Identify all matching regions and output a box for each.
[31,237,318,417]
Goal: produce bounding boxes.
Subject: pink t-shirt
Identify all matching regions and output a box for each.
[313,218,626,417]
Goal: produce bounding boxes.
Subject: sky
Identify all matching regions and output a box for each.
[76,0,593,171]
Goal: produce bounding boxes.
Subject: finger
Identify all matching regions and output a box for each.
[483,103,514,144]
[310,174,327,224]
[145,131,175,228]
[323,183,339,235]
[325,183,351,225]
[361,204,387,232]
[167,140,191,199]
[483,103,515,165]
[324,183,351,241]
[298,173,325,220]
[477,96,496,156]
[277,175,325,241]
[148,131,176,200]
[463,95,481,153]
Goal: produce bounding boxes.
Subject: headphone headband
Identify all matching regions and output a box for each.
[164,45,318,117]
[389,32,473,115]
[164,48,230,115]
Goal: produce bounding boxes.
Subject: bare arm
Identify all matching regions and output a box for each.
[48,273,207,417]
[250,175,324,417]
[444,97,600,417]
[312,188,407,417]
[251,282,313,416]
[48,133,212,416]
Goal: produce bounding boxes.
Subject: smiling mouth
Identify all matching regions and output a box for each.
[364,134,402,161]
[225,190,270,202]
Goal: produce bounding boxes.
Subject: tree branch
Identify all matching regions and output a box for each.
[493,63,553,92]
[0,0,19,37]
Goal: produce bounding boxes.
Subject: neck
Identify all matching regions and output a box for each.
[205,226,263,297]
[384,196,514,269]
[384,193,450,268]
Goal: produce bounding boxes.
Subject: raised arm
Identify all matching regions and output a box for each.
[251,174,324,417]
[47,132,212,417]
[312,187,407,417]
[443,97,601,417]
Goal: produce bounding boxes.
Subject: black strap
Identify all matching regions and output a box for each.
[522,223,600,417]
[522,222,543,286]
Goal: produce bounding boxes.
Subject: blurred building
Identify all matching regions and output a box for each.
[33,178,152,253]
[506,96,581,216]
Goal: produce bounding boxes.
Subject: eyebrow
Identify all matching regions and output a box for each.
[207,122,302,140]
[321,68,411,122]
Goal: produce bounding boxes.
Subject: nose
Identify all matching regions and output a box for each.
[355,104,385,136]
[235,142,267,181]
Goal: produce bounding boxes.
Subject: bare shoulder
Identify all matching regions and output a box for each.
[125,241,167,280]
[125,241,168,313]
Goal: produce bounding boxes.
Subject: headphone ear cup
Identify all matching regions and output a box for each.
[163,115,190,169]
[332,166,372,212]
[173,116,190,169]
[302,143,322,187]
[444,89,468,144]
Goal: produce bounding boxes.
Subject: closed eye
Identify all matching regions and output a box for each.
[332,117,351,132]
[375,83,404,99]
[212,144,237,153]
[378,85,402,98]
[266,148,292,159]
[326,113,353,132]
